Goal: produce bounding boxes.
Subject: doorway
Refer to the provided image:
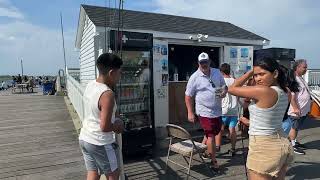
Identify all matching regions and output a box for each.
[168,44,220,81]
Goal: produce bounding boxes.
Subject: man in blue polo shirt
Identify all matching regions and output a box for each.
[185,52,226,169]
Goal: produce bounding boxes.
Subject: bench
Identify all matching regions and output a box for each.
[12,83,32,93]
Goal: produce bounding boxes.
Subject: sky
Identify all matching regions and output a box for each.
[0,0,319,75]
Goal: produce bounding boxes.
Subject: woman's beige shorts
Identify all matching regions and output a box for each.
[247,134,294,177]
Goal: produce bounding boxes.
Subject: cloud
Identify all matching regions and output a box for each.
[0,21,79,75]
[0,0,79,76]
[151,0,320,68]
[0,0,24,19]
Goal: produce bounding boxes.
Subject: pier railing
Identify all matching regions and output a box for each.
[66,68,85,121]
[305,69,320,106]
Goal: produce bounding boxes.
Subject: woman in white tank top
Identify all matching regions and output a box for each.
[228,58,293,180]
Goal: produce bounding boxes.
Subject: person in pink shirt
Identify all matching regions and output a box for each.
[286,59,311,155]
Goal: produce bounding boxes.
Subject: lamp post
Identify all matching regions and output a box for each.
[21,59,24,76]
[60,12,67,73]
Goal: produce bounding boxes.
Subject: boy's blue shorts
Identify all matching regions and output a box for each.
[221,116,238,128]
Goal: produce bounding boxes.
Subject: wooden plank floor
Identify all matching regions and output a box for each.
[0,89,86,180]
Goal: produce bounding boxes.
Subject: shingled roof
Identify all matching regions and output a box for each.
[81,4,267,41]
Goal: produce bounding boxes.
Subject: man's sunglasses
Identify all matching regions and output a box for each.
[209,79,215,88]
[199,60,210,65]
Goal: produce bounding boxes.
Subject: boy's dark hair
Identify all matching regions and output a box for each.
[220,63,231,75]
[96,53,123,75]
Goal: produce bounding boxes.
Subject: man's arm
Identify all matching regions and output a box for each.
[290,92,301,116]
[185,95,196,122]
[185,75,197,123]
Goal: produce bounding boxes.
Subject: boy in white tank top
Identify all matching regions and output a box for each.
[79,53,124,180]
[218,63,239,156]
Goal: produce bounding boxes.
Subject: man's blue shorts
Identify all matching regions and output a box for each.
[221,116,238,128]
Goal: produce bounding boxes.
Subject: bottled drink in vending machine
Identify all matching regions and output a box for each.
[130,104,135,112]
[129,87,134,99]
[120,104,125,113]
[121,75,126,84]
[125,87,130,100]
[121,88,126,100]
[133,88,137,99]
[144,101,148,111]
[143,87,148,97]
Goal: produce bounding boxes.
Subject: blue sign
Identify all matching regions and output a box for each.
[230,48,237,58]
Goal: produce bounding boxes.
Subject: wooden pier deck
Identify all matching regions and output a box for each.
[0,89,86,180]
[1,88,320,180]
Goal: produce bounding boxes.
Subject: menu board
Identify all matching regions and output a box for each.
[224,46,253,78]
[153,39,169,128]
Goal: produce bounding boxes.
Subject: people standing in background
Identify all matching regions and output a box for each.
[38,76,42,86]
[23,76,28,83]
[23,76,30,91]
[12,76,17,87]
[185,52,227,170]
[29,77,34,93]
[279,65,300,137]
[17,74,22,84]
[286,59,311,155]
[218,63,239,156]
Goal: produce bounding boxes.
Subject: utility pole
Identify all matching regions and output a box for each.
[60,12,67,73]
[21,59,24,76]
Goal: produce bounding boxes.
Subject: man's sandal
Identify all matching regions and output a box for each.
[210,160,220,172]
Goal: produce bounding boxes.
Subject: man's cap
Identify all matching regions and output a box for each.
[198,52,209,62]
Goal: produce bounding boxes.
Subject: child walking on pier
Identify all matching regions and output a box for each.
[79,53,124,180]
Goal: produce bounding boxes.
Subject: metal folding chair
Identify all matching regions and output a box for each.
[165,124,213,179]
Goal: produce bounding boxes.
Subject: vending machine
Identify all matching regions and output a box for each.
[110,30,155,155]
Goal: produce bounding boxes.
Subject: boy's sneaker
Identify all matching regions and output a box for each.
[216,146,221,153]
[228,148,236,157]
[293,146,306,155]
[295,142,306,149]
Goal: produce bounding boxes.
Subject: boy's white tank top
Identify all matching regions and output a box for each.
[79,80,117,145]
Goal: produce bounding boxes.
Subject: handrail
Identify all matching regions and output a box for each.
[311,91,320,107]
[66,68,85,121]
[305,69,320,107]
[305,69,320,91]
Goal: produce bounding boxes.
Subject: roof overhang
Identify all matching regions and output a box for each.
[96,26,270,46]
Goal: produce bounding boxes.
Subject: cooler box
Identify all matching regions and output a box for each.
[43,82,53,95]
[309,101,320,119]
